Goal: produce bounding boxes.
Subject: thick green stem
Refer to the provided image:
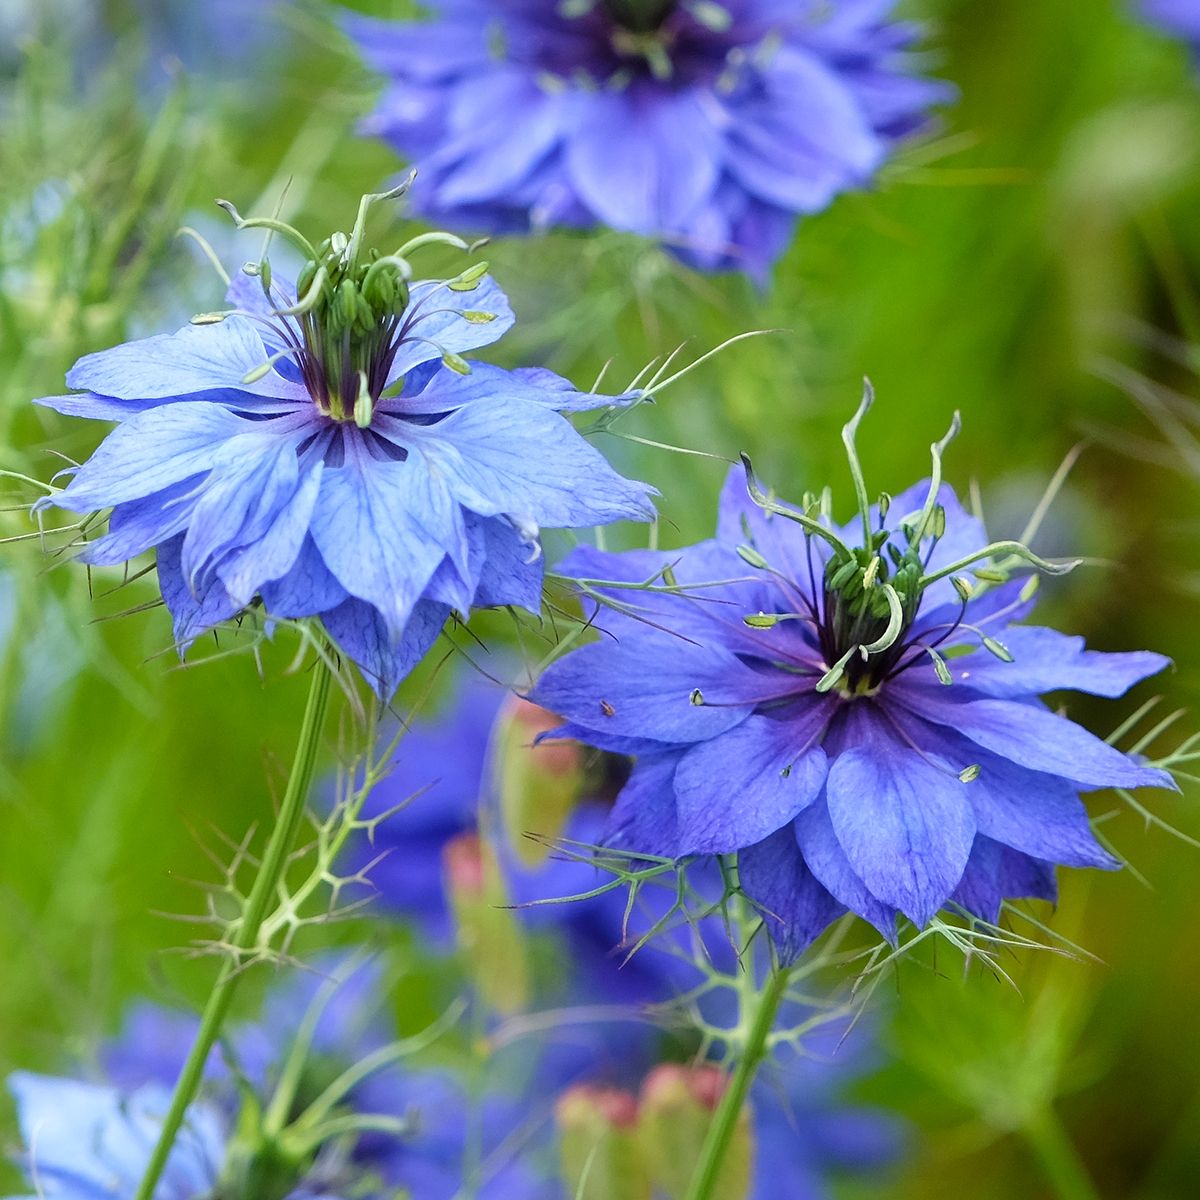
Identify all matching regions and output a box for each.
[683,961,790,1200]
[1022,1105,1102,1200]
[133,655,334,1200]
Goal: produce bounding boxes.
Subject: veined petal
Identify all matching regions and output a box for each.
[673,707,832,854]
[156,535,241,648]
[738,827,847,963]
[603,754,685,858]
[64,316,308,404]
[308,437,462,637]
[321,597,448,700]
[893,683,1178,792]
[825,707,976,927]
[531,634,767,745]
[472,515,544,612]
[378,396,656,529]
[884,712,1120,870]
[388,361,638,417]
[217,462,325,607]
[792,799,898,941]
[260,536,347,619]
[951,837,1058,925]
[943,626,1171,700]
[386,276,515,384]
[51,402,255,511]
[179,430,307,597]
[79,478,200,566]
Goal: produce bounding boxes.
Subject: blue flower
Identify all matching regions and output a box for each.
[530,456,1174,955]
[5,1072,233,1200]
[96,956,553,1200]
[348,1,952,279]
[35,200,654,696]
[1141,0,1200,54]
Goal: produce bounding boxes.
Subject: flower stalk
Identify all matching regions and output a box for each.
[132,649,334,1200]
[683,899,791,1200]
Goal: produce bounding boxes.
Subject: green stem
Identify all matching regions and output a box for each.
[683,961,790,1200]
[1022,1105,1102,1200]
[133,654,334,1200]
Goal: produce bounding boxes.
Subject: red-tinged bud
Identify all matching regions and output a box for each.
[442,830,529,1014]
[556,1085,651,1200]
[639,1064,753,1200]
[493,695,585,868]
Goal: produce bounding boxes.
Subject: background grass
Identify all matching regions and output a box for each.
[4,1,1200,1196]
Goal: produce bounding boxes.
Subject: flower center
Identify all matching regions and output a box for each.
[289,235,411,427]
[602,0,676,33]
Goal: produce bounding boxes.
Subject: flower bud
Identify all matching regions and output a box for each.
[556,1085,650,1200]
[638,1065,753,1200]
[443,831,529,1014]
[493,696,585,868]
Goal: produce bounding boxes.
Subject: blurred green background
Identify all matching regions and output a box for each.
[3,1,1200,1196]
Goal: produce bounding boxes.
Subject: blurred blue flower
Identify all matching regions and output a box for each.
[348,0,952,280]
[530,464,1175,955]
[1141,0,1200,53]
[36,227,654,696]
[6,1072,246,1200]
[97,956,555,1200]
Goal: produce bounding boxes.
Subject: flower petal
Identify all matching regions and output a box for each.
[792,799,898,940]
[63,316,308,404]
[892,683,1178,792]
[322,597,449,699]
[951,837,1058,924]
[308,437,462,637]
[156,535,241,648]
[738,827,847,963]
[51,402,255,511]
[531,633,767,745]
[825,707,976,927]
[942,626,1171,700]
[673,707,832,854]
[386,275,515,383]
[603,754,685,857]
[379,395,656,528]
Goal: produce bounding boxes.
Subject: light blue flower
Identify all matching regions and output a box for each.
[35,202,654,695]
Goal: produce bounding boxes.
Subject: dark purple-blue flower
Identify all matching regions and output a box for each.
[35,196,654,696]
[529,421,1175,955]
[348,1,952,279]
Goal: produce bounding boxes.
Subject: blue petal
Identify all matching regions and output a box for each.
[79,478,200,566]
[51,402,254,511]
[322,597,448,699]
[951,837,1058,924]
[738,827,846,963]
[942,626,1171,699]
[178,428,309,600]
[386,275,515,383]
[379,394,656,529]
[157,534,241,648]
[217,462,325,607]
[531,633,768,745]
[389,361,638,416]
[62,315,308,404]
[565,86,720,233]
[793,799,898,941]
[604,754,685,857]
[893,682,1178,792]
[825,707,976,927]
[473,515,544,611]
[673,707,831,854]
[260,535,348,618]
[308,437,462,636]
